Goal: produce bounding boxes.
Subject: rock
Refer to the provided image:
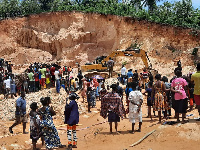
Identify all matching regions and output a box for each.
[10,144,20,149]
[1,147,7,150]
[83,115,89,118]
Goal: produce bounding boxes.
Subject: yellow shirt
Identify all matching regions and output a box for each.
[191,71,200,95]
[71,79,76,88]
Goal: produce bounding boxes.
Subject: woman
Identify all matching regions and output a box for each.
[38,97,65,150]
[151,74,168,123]
[64,93,79,149]
[171,70,188,123]
[81,78,87,103]
[128,82,143,133]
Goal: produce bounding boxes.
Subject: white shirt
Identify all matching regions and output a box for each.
[121,67,126,75]
[4,79,11,88]
[55,71,60,80]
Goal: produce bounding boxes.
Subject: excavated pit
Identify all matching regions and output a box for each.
[0,11,200,76]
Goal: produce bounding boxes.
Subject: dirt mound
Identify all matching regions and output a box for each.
[0,11,199,75]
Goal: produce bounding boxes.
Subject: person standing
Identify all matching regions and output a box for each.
[50,65,55,87]
[40,65,46,90]
[55,68,60,93]
[142,69,149,89]
[9,92,28,134]
[121,65,126,85]
[3,76,11,99]
[143,81,153,119]
[127,69,133,78]
[107,57,114,78]
[38,97,65,149]
[29,102,43,150]
[171,70,188,123]
[64,93,79,149]
[151,74,168,123]
[100,84,124,134]
[28,70,35,92]
[191,63,200,120]
[81,78,87,103]
[128,82,143,133]
[34,68,40,92]
[77,70,83,89]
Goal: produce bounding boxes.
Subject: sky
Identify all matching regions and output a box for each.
[157,0,200,9]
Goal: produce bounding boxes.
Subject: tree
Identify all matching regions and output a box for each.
[38,0,54,11]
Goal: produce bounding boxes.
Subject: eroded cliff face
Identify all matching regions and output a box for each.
[0,11,199,75]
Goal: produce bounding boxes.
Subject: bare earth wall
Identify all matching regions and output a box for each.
[0,11,200,76]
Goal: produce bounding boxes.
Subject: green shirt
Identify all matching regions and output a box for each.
[28,72,34,81]
[40,68,46,79]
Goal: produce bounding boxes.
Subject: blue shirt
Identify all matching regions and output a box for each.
[16,97,26,115]
[127,71,133,78]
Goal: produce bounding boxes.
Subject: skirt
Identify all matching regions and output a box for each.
[174,99,188,113]
[108,111,120,122]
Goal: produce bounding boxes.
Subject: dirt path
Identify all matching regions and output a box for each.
[1,94,200,150]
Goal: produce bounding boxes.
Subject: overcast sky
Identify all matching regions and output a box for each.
[157,0,200,9]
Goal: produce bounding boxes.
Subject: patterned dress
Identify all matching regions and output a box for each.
[153,82,168,111]
[100,92,125,119]
[30,112,40,141]
[39,107,62,149]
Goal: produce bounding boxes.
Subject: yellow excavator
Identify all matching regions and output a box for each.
[81,48,153,73]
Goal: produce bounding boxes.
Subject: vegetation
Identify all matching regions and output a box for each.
[129,39,143,49]
[0,0,200,30]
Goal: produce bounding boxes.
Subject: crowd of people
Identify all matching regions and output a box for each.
[4,58,200,150]
[0,60,85,99]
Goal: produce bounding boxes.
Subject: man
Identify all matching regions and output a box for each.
[50,65,56,87]
[191,63,200,120]
[55,68,60,93]
[9,92,28,134]
[142,69,148,89]
[28,70,35,92]
[0,72,3,94]
[121,65,126,85]
[100,84,124,134]
[77,70,83,89]
[4,76,11,99]
[40,65,46,89]
[127,69,133,78]
[107,57,114,78]
[133,70,138,82]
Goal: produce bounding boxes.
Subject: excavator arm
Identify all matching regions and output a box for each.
[81,49,152,72]
[123,49,152,69]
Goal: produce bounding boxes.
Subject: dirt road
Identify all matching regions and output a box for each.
[1,93,200,150]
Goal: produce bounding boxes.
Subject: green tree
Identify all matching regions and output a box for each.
[39,0,54,11]
[20,0,41,15]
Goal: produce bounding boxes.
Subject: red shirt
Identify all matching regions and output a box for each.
[50,67,55,75]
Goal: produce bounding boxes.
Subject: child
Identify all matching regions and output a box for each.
[64,93,79,149]
[30,102,42,150]
[143,81,153,120]
[125,83,133,113]
[128,82,143,134]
